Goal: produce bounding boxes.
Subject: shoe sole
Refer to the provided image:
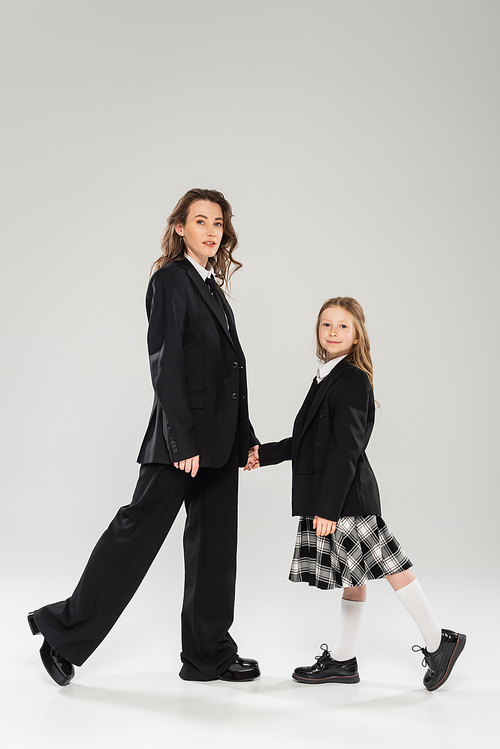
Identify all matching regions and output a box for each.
[39,640,74,687]
[425,633,466,692]
[292,672,360,684]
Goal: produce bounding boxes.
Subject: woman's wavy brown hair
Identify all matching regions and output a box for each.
[315,297,374,387]
[151,188,241,287]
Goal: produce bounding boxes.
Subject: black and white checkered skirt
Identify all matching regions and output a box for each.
[289,515,412,590]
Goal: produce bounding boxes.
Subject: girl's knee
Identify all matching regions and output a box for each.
[342,585,367,602]
[385,568,416,591]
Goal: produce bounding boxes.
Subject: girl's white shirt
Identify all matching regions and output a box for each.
[316,355,347,383]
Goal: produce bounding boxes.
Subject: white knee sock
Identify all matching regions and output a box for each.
[331,598,365,661]
[395,579,441,653]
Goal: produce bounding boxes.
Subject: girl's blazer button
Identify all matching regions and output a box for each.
[232,361,238,368]
[309,468,315,475]
[315,442,322,447]
[319,413,326,419]
[232,393,238,399]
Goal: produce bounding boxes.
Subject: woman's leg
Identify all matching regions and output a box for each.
[179,440,240,681]
[33,463,191,666]
[331,584,366,661]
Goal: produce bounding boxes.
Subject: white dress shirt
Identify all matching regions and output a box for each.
[185,254,229,328]
[316,355,347,383]
[184,253,214,280]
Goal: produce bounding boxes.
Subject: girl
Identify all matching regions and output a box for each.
[28,188,260,685]
[246,297,465,691]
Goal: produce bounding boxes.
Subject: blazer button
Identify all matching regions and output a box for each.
[319,413,326,419]
[232,393,238,399]
[315,442,322,448]
[232,361,238,368]
[309,468,315,475]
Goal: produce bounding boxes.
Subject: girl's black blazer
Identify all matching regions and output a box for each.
[259,358,381,522]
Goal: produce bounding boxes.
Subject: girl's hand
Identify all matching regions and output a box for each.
[174,455,200,477]
[244,445,260,471]
[313,516,337,536]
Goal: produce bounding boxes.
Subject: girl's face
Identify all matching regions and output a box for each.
[175,200,224,268]
[318,306,358,361]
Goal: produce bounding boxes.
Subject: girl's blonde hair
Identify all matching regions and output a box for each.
[315,297,374,386]
[151,188,241,287]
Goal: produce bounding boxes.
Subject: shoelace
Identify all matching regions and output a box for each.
[412,644,430,668]
[315,643,332,667]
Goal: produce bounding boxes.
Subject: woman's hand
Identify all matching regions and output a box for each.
[174,455,200,477]
[244,445,260,471]
[313,516,337,537]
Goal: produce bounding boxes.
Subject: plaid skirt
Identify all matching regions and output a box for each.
[289,515,412,590]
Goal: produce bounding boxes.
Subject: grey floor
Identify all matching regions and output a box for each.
[2,552,497,749]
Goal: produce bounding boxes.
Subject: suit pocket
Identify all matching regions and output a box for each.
[189,391,207,409]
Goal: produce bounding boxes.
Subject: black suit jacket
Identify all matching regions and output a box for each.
[259,358,381,522]
[137,258,257,468]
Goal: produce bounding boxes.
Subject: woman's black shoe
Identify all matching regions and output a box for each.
[413,629,466,691]
[39,639,75,686]
[29,611,75,686]
[218,655,260,682]
[292,643,360,684]
[27,612,40,635]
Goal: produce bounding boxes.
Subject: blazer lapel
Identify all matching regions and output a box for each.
[299,358,349,439]
[178,258,236,348]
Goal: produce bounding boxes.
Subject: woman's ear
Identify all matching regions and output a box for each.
[174,222,184,236]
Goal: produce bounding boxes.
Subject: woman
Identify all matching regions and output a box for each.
[28,188,260,685]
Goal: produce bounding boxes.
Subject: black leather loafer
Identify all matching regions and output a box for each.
[413,628,466,691]
[292,643,360,684]
[29,611,74,686]
[218,655,260,682]
[39,639,75,686]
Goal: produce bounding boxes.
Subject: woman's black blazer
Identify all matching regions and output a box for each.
[259,358,381,522]
[137,258,257,468]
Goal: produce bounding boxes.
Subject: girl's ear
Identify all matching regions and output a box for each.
[174,222,184,236]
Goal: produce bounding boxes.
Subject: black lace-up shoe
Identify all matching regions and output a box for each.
[413,628,466,691]
[292,643,360,684]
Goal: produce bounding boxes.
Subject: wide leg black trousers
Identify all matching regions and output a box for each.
[33,443,239,681]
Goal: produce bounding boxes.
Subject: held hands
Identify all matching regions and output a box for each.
[174,455,200,477]
[313,516,337,537]
[244,445,260,471]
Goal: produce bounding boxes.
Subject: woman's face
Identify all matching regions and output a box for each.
[175,200,224,268]
[318,306,358,361]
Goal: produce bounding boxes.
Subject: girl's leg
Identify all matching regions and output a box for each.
[385,568,415,591]
[385,571,441,653]
[342,584,367,602]
[331,585,366,661]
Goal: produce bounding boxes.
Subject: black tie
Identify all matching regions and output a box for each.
[205,276,229,328]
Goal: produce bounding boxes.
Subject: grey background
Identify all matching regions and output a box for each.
[1,2,498,747]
